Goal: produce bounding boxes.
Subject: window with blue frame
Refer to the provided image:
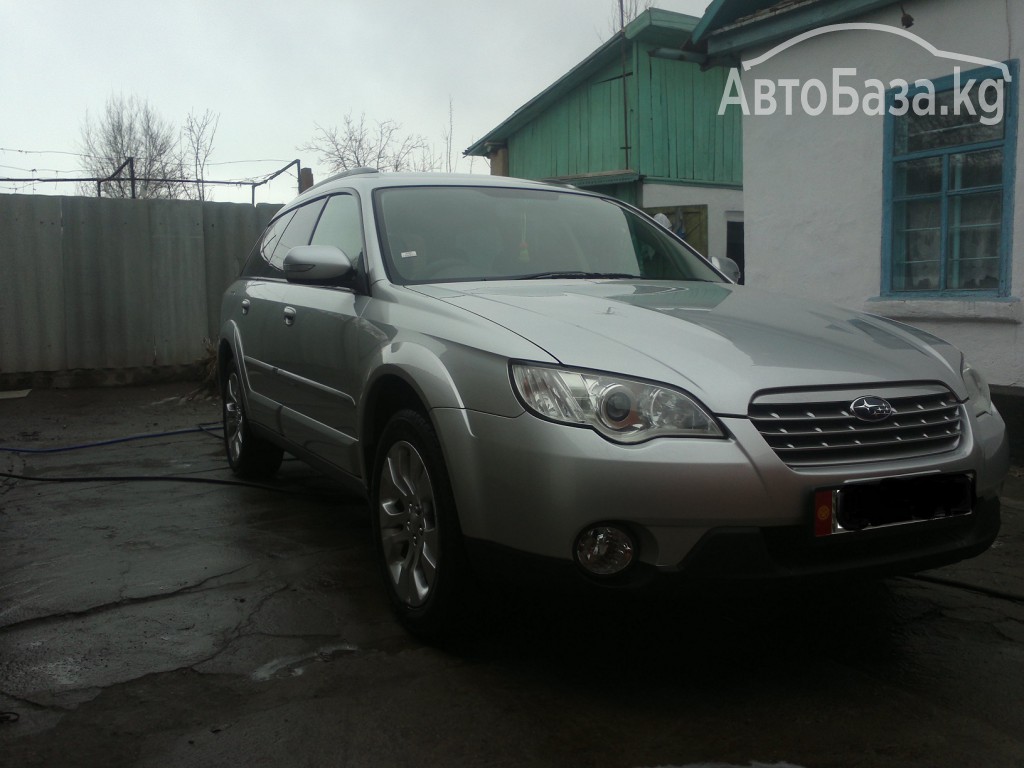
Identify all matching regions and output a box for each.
[883,63,1017,296]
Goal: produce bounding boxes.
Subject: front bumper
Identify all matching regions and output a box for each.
[677,494,1000,581]
[462,495,1000,588]
[433,405,1007,582]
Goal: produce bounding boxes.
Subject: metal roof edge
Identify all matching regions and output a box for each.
[691,0,735,45]
[626,7,699,40]
[694,0,901,58]
[542,170,641,187]
[643,176,743,190]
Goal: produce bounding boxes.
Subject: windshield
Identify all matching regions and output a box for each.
[374,185,723,284]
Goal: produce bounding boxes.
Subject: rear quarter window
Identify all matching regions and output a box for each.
[241,210,296,279]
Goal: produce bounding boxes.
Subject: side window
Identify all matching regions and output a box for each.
[268,199,327,270]
[241,210,296,278]
[883,63,1017,296]
[311,194,364,262]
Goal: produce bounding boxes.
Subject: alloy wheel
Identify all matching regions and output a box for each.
[377,440,439,607]
[224,370,246,465]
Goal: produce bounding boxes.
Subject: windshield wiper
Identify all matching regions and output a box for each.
[517,271,640,280]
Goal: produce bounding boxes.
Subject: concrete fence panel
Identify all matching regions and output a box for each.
[149,198,208,367]
[62,196,156,370]
[1,196,65,373]
[0,193,281,386]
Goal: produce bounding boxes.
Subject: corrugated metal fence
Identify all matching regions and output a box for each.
[0,194,280,385]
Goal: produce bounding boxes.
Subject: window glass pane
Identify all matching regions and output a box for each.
[268,200,325,270]
[374,186,721,284]
[894,157,942,196]
[895,86,1005,154]
[947,192,1002,290]
[951,149,1003,190]
[311,194,364,263]
[261,213,293,262]
[242,211,295,278]
[892,199,941,291]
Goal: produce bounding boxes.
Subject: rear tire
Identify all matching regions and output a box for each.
[371,409,469,640]
[221,357,283,479]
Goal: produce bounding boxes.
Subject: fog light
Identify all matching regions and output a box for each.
[575,525,635,576]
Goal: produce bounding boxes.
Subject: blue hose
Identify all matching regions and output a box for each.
[0,422,223,454]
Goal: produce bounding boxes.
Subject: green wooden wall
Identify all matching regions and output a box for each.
[638,45,742,184]
[507,42,742,187]
[509,59,630,180]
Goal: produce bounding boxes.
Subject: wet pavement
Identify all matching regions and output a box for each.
[1,382,1023,767]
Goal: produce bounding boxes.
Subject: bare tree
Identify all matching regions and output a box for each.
[181,108,220,201]
[412,144,443,172]
[300,112,434,174]
[607,0,653,33]
[441,97,456,173]
[77,95,220,199]
[78,94,183,198]
[421,97,459,173]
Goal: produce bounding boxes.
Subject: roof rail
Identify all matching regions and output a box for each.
[333,166,380,179]
[308,166,380,192]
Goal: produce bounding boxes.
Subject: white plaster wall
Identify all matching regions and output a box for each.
[643,182,744,263]
[738,0,1024,386]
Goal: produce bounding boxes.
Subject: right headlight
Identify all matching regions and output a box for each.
[510,363,724,444]
[961,358,993,416]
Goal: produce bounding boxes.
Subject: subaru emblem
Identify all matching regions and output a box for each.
[851,396,894,422]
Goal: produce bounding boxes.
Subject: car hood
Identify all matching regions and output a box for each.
[411,280,965,415]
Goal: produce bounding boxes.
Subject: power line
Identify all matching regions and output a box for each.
[0,146,301,169]
[0,146,92,158]
[206,159,297,167]
[0,163,69,173]
[0,158,305,204]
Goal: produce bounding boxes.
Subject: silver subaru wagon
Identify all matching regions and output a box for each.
[219,169,1008,637]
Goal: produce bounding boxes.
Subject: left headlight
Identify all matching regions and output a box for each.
[510,363,724,444]
[962,359,993,416]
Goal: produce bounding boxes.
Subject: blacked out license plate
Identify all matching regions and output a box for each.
[813,473,974,537]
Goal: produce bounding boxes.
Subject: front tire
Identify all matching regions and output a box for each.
[221,357,284,479]
[372,409,468,640]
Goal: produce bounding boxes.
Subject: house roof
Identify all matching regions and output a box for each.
[464,9,698,158]
[691,0,902,58]
[691,0,784,43]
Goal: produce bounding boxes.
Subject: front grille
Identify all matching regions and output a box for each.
[749,383,963,467]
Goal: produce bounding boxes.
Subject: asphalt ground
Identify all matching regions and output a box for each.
[1,381,1023,767]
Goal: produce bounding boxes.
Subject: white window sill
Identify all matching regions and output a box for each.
[864,297,1022,324]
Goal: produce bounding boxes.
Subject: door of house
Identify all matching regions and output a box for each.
[726,219,745,284]
[645,204,708,258]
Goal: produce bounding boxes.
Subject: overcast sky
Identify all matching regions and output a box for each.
[0,0,712,204]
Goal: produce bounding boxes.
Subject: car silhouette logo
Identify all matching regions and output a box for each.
[851,396,894,422]
[741,23,1012,81]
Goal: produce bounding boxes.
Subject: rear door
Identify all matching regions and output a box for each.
[230,209,295,424]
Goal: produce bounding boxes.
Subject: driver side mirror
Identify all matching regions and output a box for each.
[283,245,354,284]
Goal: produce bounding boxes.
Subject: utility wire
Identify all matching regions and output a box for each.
[0,422,341,499]
[1,146,300,168]
[0,469,335,497]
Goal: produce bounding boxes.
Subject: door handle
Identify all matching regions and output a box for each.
[283,306,296,326]
[241,299,250,315]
